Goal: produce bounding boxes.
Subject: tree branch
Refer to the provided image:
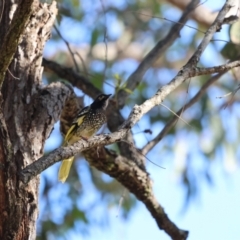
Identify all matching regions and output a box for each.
[83,148,189,240]
[20,133,188,239]
[42,58,101,98]
[164,0,218,28]
[117,0,200,108]
[121,0,232,127]
[141,59,240,154]
[190,61,240,76]
[20,130,128,182]
[53,26,80,72]
[43,58,147,170]
[142,72,226,155]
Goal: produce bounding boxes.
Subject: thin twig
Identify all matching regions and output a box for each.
[178,78,192,127]
[160,102,192,128]
[74,52,88,76]
[133,11,206,34]
[121,139,165,169]
[42,58,101,98]
[218,83,240,109]
[142,72,226,155]
[166,0,217,28]
[99,0,108,77]
[53,25,80,72]
[117,0,201,108]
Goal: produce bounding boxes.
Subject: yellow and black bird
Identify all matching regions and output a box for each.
[58,93,111,183]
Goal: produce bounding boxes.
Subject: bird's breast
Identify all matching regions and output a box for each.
[76,111,106,138]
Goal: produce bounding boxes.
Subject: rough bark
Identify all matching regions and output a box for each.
[0,1,66,239]
[0,0,34,85]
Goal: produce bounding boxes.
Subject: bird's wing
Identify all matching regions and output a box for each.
[64,106,90,143]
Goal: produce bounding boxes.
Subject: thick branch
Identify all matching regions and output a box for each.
[117,0,200,108]
[20,130,127,183]
[83,148,188,240]
[21,129,188,239]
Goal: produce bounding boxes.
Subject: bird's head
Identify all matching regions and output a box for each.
[91,94,111,110]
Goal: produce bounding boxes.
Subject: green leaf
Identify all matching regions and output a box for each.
[90,29,100,47]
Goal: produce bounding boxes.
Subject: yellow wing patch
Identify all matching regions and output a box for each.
[76,114,85,126]
[64,114,85,143]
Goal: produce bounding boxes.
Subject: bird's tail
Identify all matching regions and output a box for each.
[58,156,75,183]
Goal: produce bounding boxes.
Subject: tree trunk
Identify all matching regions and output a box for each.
[0,1,59,239]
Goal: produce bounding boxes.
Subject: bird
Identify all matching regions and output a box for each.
[58,93,111,183]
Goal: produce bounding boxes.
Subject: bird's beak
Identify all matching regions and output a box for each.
[106,94,112,98]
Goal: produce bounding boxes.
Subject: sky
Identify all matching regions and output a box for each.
[85,164,240,240]
[41,0,240,239]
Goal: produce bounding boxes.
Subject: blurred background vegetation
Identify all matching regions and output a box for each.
[38,0,240,239]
